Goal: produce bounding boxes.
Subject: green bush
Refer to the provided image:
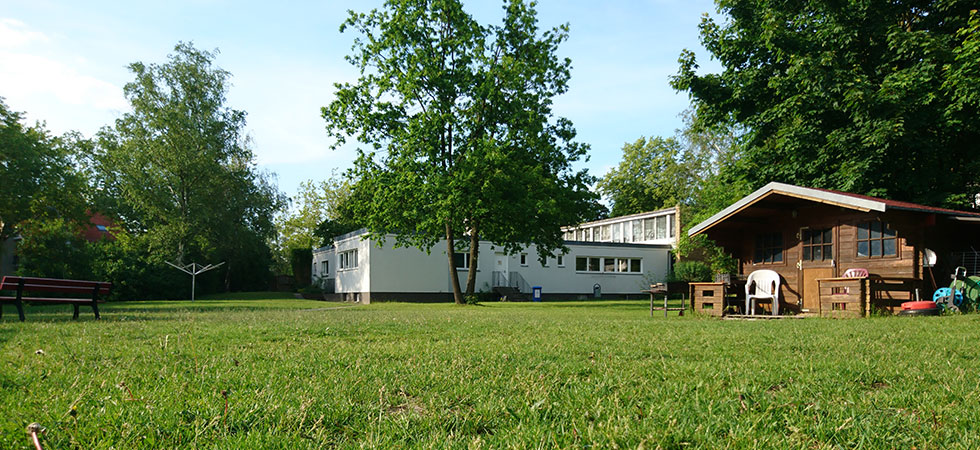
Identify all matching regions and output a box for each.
[672,260,712,282]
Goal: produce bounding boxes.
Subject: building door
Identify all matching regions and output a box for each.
[493,252,509,287]
[798,227,835,314]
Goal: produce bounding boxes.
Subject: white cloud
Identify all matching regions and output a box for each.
[0,51,128,111]
[0,17,128,123]
[0,18,49,48]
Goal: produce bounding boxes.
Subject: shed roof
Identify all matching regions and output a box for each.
[688,182,980,237]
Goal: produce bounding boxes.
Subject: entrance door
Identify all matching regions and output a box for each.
[493,252,509,287]
[798,227,835,314]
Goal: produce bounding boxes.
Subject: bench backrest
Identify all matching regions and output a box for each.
[0,276,112,296]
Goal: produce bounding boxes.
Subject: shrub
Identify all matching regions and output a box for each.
[672,260,712,282]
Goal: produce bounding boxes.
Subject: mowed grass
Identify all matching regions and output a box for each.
[2,297,980,449]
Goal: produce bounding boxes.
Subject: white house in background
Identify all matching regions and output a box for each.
[311,207,678,303]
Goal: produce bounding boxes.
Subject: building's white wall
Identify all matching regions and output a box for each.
[316,231,671,298]
[368,237,497,293]
[311,246,335,282]
[507,243,670,295]
[332,233,372,295]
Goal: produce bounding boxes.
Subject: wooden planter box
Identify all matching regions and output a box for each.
[690,282,726,317]
[816,277,867,318]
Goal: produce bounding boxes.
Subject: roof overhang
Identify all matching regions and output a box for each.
[688,182,887,237]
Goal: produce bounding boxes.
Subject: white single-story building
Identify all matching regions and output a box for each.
[312,208,678,303]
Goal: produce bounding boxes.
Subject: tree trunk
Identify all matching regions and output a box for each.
[446,222,464,304]
[465,227,479,297]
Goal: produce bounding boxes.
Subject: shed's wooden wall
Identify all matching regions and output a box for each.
[709,204,924,313]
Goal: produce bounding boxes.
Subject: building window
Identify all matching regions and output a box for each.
[643,218,655,240]
[655,216,668,239]
[802,228,833,261]
[668,214,676,238]
[632,220,642,242]
[575,256,601,272]
[557,255,565,267]
[600,225,611,241]
[612,223,621,242]
[454,252,471,269]
[857,221,897,258]
[753,233,783,264]
[312,263,317,276]
[322,261,328,275]
[575,256,641,273]
[339,249,358,270]
[520,253,528,266]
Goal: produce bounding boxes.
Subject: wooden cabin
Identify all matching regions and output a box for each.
[688,182,980,317]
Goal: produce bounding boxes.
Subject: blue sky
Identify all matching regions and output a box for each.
[0,0,721,202]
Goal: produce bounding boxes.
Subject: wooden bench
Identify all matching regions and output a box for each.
[0,276,111,321]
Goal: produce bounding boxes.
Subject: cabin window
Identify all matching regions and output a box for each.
[454,252,471,270]
[856,221,897,258]
[557,255,565,267]
[802,228,833,261]
[520,253,528,266]
[753,232,784,264]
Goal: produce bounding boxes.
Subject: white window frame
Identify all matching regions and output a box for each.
[454,252,471,270]
[557,255,565,267]
[520,253,528,266]
[339,249,358,270]
[575,256,642,274]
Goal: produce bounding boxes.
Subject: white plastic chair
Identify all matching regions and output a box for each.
[745,270,781,315]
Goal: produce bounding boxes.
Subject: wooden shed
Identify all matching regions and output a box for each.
[688,182,980,317]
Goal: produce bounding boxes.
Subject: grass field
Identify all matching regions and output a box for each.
[2,295,979,449]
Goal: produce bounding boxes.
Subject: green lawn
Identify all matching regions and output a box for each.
[2,296,979,449]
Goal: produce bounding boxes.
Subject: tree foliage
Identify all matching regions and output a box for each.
[273,172,358,274]
[323,0,599,303]
[672,0,980,209]
[597,110,748,223]
[94,42,285,295]
[0,98,88,243]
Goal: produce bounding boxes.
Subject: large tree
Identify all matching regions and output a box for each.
[323,0,599,304]
[94,42,285,294]
[273,172,358,273]
[0,98,87,244]
[672,0,980,209]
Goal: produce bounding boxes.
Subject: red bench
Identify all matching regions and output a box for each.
[0,276,111,321]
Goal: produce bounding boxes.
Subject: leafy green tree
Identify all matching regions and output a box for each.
[323,0,599,304]
[15,217,92,280]
[596,137,693,217]
[273,172,358,273]
[672,0,980,209]
[0,98,88,245]
[94,42,285,295]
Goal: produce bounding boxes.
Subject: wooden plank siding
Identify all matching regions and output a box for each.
[707,201,929,317]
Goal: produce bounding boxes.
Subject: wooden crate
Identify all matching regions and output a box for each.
[690,282,726,317]
[817,277,867,318]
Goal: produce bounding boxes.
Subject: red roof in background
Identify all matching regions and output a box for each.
[82,212,116,242]
[810,187,980,218]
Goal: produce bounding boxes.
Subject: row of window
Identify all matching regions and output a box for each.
[455,253,566,269]
[752,221,898,264]
[563,214,675,243]
[575,256,642,273]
